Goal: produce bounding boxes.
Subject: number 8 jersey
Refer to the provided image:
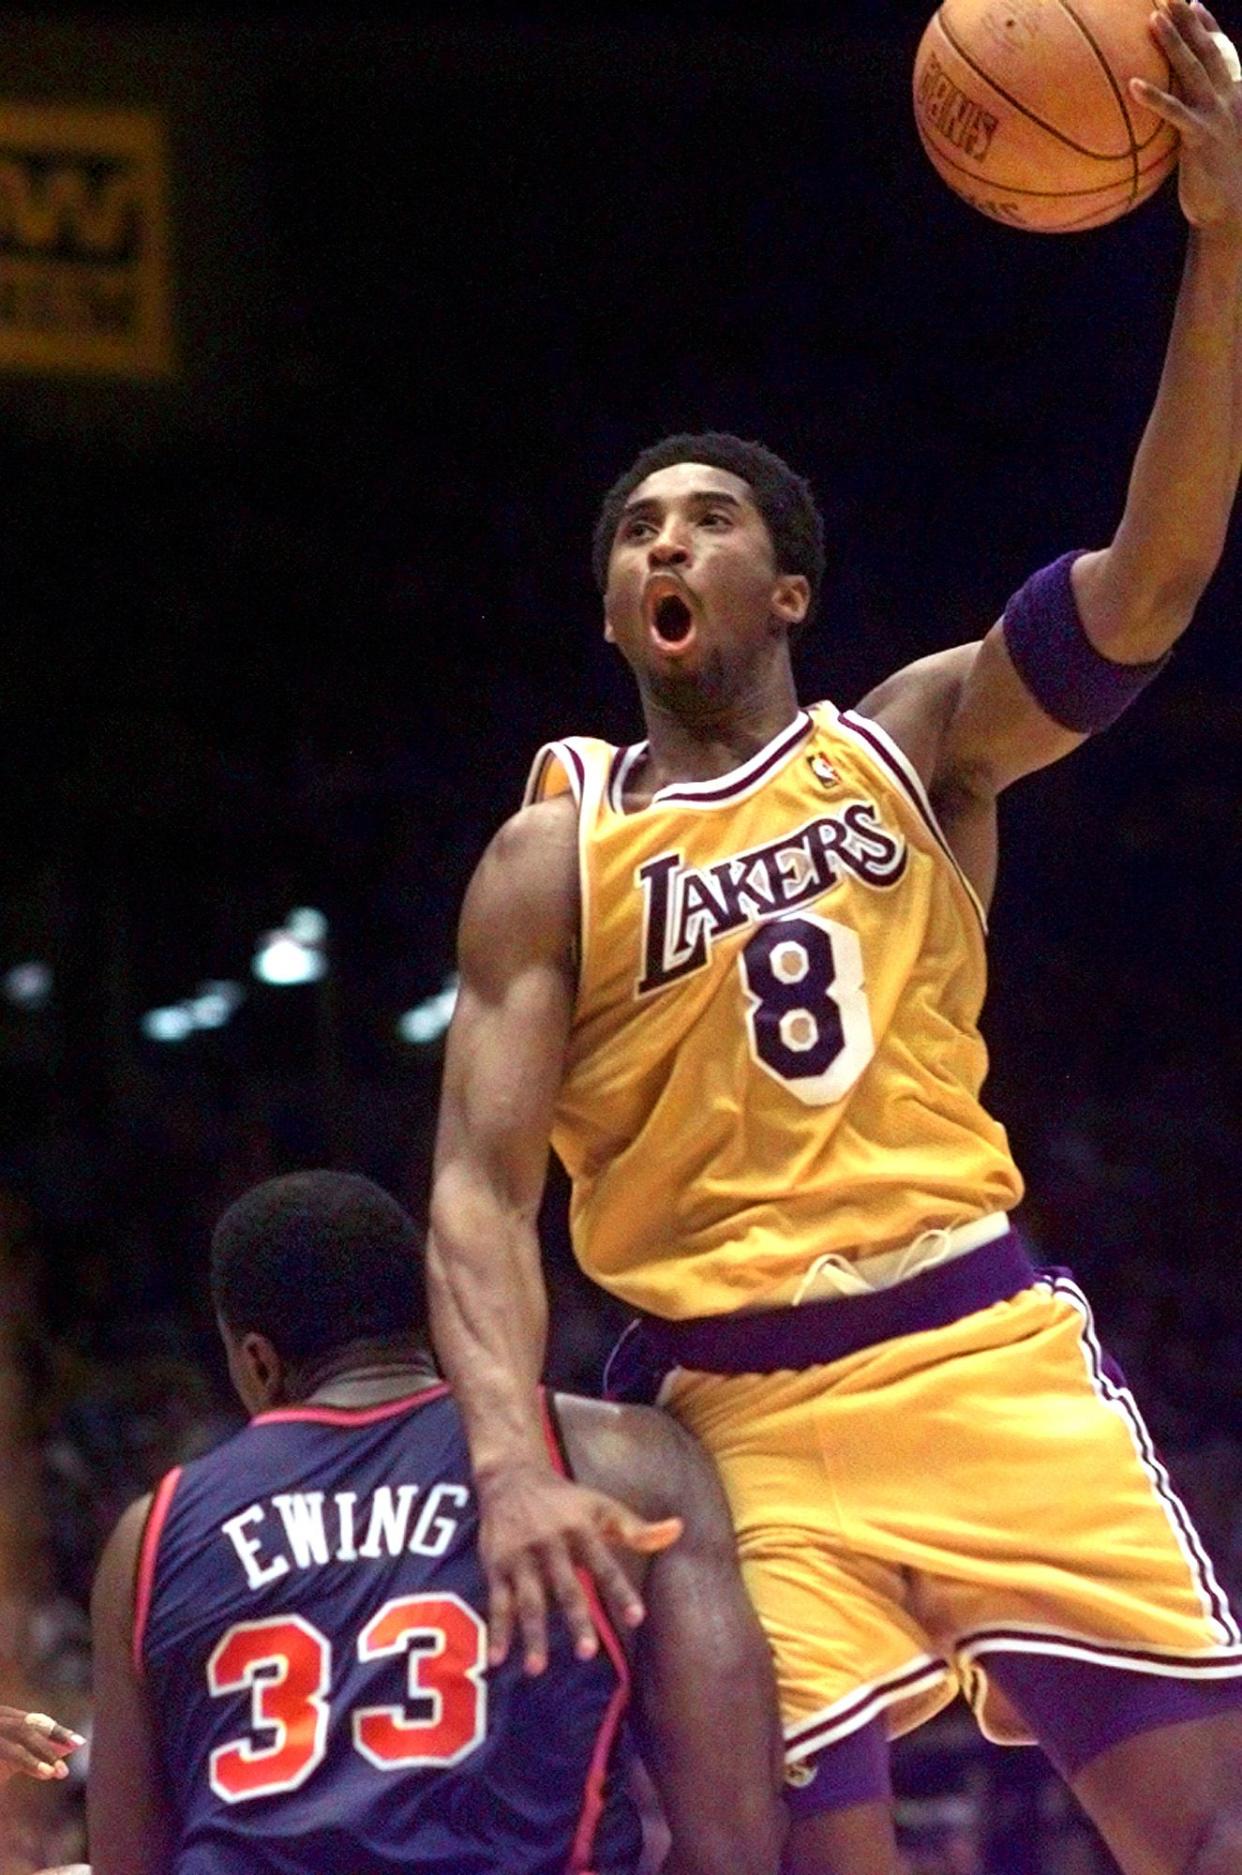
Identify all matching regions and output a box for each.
[525,701,1023,1320]
[135,1387,639,1874]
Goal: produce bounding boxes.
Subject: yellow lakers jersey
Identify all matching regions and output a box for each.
[525,702,1023,1320]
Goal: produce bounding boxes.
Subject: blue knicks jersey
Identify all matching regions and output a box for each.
[136,1386,639,1875]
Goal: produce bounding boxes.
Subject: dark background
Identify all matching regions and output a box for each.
[0,5,1239,1869]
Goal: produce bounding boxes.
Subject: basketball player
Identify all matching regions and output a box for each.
[85,1171,783,1875]
[427,6,1242,1872]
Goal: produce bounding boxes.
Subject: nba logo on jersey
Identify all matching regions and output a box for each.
[808,755,838,788]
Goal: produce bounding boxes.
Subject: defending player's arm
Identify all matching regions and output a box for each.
[86,1495,175,1875]
[428,796,678,1675]
[557,1397,785,1875]
[864,3,1242,874]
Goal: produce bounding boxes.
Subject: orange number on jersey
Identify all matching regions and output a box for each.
[206,1598,487,1802]
[208,1614,329,1803]
[353,1593,487,1768]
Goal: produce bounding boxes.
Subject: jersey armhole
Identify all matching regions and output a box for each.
[131,1465,183,1679]
[835,707,989,936]
[523,741,584,809]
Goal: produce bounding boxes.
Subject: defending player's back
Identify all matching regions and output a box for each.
[137,1388,634,1875]
[88,1171,784,1875]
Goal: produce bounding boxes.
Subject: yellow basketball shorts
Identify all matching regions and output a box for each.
[664,1267,1242,1785]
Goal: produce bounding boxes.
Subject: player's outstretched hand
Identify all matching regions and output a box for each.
[0,1707,84,1783]
[478,1464,681,1675]
[1133,0,1242,231]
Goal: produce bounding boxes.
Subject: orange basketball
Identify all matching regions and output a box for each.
[913,0,1180,231]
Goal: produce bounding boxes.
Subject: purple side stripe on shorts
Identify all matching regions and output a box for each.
[983,1648,1242,1780]
[1039,1272,1242,1647]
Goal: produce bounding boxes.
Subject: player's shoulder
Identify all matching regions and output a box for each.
[91,1488,154,1630]
[466,794,579,930]
[849,641,983,789]
[551,1392,728,1539]
[489,789,580,861]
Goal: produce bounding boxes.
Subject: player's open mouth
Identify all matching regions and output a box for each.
[644,583,698,655]
[654,595,693,642]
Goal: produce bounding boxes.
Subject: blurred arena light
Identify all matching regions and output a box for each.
[253,909,329,986]
[188,981,246,1028]
[286,906,328,946]
[141,981,245,1043]
[397,974,459,1045]
[141,1006,196,1043]
[1,961,53,1010]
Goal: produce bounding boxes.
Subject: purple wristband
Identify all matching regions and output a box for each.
[1002,550,1169,733]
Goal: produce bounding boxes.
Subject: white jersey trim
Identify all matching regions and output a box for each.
[824,703,988,935]
[1036,1271,1242,1648]
[782,1655,952,1763]
[959,1627,1242,1677]
[522,739,586,810]
[607,711,814,814]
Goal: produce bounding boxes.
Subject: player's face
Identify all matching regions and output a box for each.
[603,463,809,699]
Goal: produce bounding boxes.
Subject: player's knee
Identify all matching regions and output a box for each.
[1183,1804,1242,1875]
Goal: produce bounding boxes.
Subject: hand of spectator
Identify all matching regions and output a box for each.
[0,1707,84,1783]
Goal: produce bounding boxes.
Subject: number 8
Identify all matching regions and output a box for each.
[739,914,874,1105]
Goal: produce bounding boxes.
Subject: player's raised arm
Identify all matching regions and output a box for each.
[556,1396,785,1875]
[87,1495,174,1875]
[869,3,1242,833]
[428,797,678,1676]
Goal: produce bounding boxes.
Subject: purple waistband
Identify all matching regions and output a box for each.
[634,1230,1035,1380]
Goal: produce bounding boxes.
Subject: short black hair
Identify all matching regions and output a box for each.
[592,431,827,630]
[210,1171,425,1365]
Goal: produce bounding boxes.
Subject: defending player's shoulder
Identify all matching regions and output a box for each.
[458,793,580,982]
[91,1491,152,1649]
[551,1392,733,1552]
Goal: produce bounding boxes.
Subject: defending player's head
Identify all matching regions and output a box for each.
[593,432,825,710]
[211,1170,428,1414]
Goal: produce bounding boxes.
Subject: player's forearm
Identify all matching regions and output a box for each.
[1102,225,1242,655]
[427,1175,551,1481]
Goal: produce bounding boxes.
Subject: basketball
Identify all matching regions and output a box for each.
[913,0,1180,232]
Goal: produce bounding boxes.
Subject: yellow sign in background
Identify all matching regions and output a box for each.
[0,102,173,378]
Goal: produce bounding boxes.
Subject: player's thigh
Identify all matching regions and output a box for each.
[1070,1708,1242,1875]
[782,1799,901,1875]
[908,1279,1242,1772]
[668,1365,955,1761]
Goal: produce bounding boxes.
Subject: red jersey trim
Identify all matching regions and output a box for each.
[251,1383,451,1428]
[132,1465,183,1678]
[538,1391,634,1875]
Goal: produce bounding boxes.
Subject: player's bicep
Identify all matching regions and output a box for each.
[634,1426,784,1875]
[862,633,1084,802]
[936,623,1087,795]
[88,1497,175,1875]
[433,802,577,1213]
[437,972,569,1205]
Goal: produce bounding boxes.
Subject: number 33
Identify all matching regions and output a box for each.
[207,1594,486,1802]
